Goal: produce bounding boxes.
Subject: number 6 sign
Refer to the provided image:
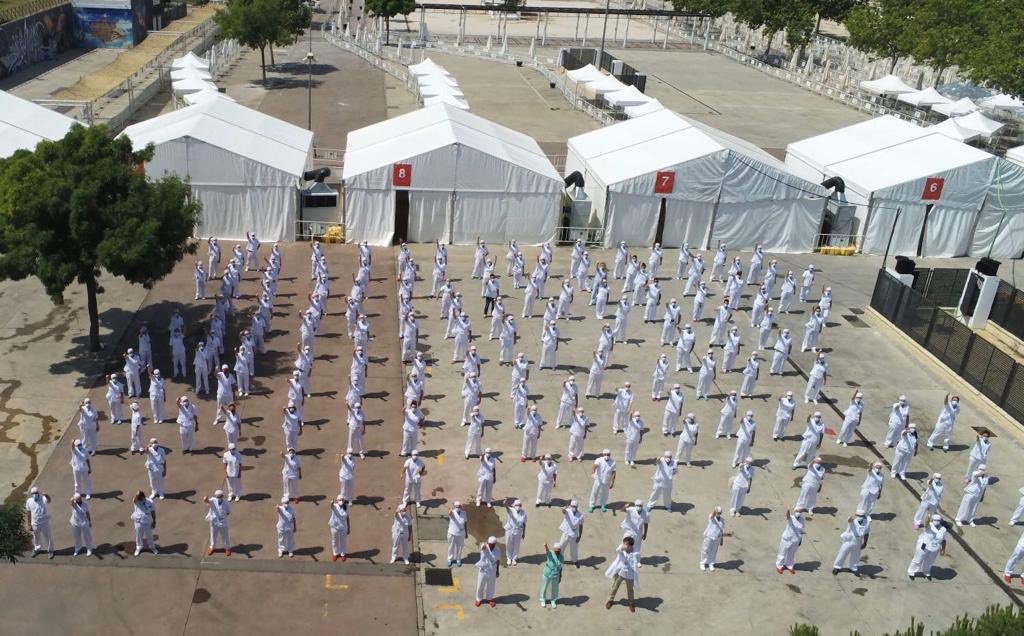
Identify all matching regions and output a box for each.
[393,163,412,187]
[654,170,675,194]
[921,177,944,201]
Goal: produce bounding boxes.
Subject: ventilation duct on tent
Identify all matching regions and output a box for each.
[564,170,585,198]
[304,167,331,183]
[820,176,845,194]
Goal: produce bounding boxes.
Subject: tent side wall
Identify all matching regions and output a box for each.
[971,159,1024,259]
[145,138,297,241]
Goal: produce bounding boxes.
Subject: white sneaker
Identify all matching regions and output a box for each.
[86,550,93,556]
[540,601,546,608]
[708,564,715,571]
[699,563,707,571]
[134,548,141,556]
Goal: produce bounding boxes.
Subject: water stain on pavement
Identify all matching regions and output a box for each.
[466,504,502,543]
[0,378,60,504]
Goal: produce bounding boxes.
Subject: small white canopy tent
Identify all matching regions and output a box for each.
[0,90,75,158]
[584,74,628,98]
[860,74,917,96]
[954,111,1005,138]
[933,97,979,118]
[566,64,605,84]
[423,93,470,110]
[931,118,980,143]
[566,109,828,251]
[897,87,952,108]
[121,97,313,241]
[172,75,217,96]
[1006,145,1024,167]
[171,52,210,70]
[786,116,997,257]
[624,98,664,118]
[971,159,1024,259]
[183,89,235,106]
[604,86,651,108]
[170,66,212,81]
[980,94,1024,112]
[343,103,562,246]
[409,58,452,77]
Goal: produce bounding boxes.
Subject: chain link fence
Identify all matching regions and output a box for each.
[991,281,1024,341]
[871,269,1023,424]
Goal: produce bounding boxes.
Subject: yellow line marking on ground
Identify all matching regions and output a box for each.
[324,574,349,590]
[322,601,329,618]
[435,604,465,621]
[437,450,444,466]
[440,575,460,593]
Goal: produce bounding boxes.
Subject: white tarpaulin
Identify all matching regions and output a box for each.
[343,104,562,246]
[171,67,212,81]
[604,85,651,107]
[0,90,75,158]
[972,159,1024,259]
[417,79,465,98]
[584,74,628,98]
[933,97,979,117]
[566,109,827,251]
[121,98,313,241]
[897,87,952,107]
[786,115,998,257]
[172,75,217,96]
[624,98,664,118]
[860,74,917,96]
[566,64,605,84]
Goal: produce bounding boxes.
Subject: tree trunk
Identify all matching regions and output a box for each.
[270,43,276,65]
[85,273,101,352]
[385,16,390,45]
[933,66,945,88]
[888,55,898,73]
[260,45,267,84]
[764,31,774,58]
[815,13,822,34]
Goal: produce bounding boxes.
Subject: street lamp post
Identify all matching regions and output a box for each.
[305,2,315,130]
[597,0,611,69]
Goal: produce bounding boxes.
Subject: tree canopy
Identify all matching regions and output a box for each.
[214,0,310,83]
[844,0,917,72]
[0,124,200,352]
[364,0,415,45]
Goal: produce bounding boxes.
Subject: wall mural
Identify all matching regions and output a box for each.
[0,4,75,81]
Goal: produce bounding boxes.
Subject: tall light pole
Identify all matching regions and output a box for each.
[305,1,316,130]
[597,0,611,69]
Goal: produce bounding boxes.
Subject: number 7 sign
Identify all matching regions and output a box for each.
[393,163,412,187]
[654,171,675,194]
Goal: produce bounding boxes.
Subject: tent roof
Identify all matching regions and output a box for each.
[0,90,76,158]
[343,103,559,182]
[417,79,465,98]
[566,64,605,84]
[896,87,952,107]
[423,93,470,110]
[171,52,209,70]
[1006,145,1024,167]
[930,118,979,143]
[933,97,978,117]
[981,93,1024,111]
[787,115,929,171]
[825,133,994,194]
[604,85,650,107]
[121,97,313,177]
[569,108,819,190]
[954,111,1004,137]
[172,75,217,95]
[408,58,451,77]
[171,66,211,81]
[587,74,628,94]
[624,98,664,118]
[860,74,917,96]
[183,89,236,106]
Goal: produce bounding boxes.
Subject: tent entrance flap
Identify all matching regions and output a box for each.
[394,190,410,244]
[654,198,667,245]
[407,191,453,243]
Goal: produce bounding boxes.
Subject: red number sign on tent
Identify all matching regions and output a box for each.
[393,163,412,187]
[654,171,675,194]
[922,177,944,201]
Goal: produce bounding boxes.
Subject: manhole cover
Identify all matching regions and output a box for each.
[424,568,454,586]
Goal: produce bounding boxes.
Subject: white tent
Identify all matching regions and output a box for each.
[955,111,1005,138]
[971,159,1024,259]
[624,98,665,118]
[584,74,628,98]
[171,52,210,70]
[566,64,605,84]
[1007,145,1024,167]
[897,87,952,108]
[343,103,562,246]
[409,58,451,77]
[980,94,1024,112]
[417,79,465,98]
[121,98,313,241]
[931,118,979,143]
[0,90,75,158]
[423,93,470,110]
[416,69,459,88]
[172,75,217,96]
[785,116,997,257]
[933,97,979,118]
[566,109,828,251]
[604,85,651,108]
[860,74,917,96]
[170,67,212,81]
[183,89,235,107]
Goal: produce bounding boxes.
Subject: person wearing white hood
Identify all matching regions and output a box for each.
[775,508,807,574]
[907,514,947,580]
[740,352,759,398]
[700,507,725,571]
[716,390,738,438]
[651,354,669,400]
[837,392,864,447]
[885,395,910,448]
[799,264,815,303]
[675,324,696,372]
[78,397,99,455]
[794,458,825,515]
[773,391,796,441]
[695,351,716,400]
[621,500,650,566]
[675,413,699,465]
[832,510,870,576]
[503,498,527,565]
[661,298,681,345]
[955,466,990,527]
[683,253,704,296]
[769,329,792,375]
[646,452,677,511]
[914,474,944,528]
[475,537,501,608]
[25,486,54,558]
[106,373,125,424]
[391,503,412,564]
[447,501,468,567]
[276,497,297,558]
[729,457,754,516]
[891,424,919,480]
[70,439,92,498]
[613,241,628,279]
[927,393,961,451]
[69,493,93,557]
[662,384,684,435]
[203,489,231,556]
[130,490,158,556]
[732,411,756,468]
[857,462,885,516]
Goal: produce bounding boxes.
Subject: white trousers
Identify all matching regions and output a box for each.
[391,531,410,561]
[134,522,155,551]
[31,523,54,552]
[833,539,861,571]
[776,537,800,569]
[282,476,300,500]
[1005,544,1024,576]
[209,523,231,550]
[589,482,609,508]
[277,528,295,554]
[675,438,694,464]
[476,479,493,505]
[536,480,553,504]
[476,568,497,601]
[506,532,522,562]
[226,476,242,499]
[331,527,348,556]
[908,546,939,576]
[567,433,584,460]
[557,533,578,562]
[447,533,464,563]
[729,484,747,514]
[700,536,720,566]
[73,469,92,497]
[403,480,422,505]
[522,434,538,459]
[339,477,354,501]
[148,470,165,498]
[648,482,672,510]
[71,525,94,553]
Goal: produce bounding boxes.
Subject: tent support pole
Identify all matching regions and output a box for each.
[881,206,902,270]
[705,197,721,250]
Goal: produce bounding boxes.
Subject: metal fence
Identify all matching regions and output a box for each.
[296,220,343,241]
[910,268,971,308]
[555,226,603,246]
[870,269,1024,424]
[991,280,1024,341]
[560,47,646,92]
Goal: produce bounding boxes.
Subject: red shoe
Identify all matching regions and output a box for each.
[787,568,795,575]
[520,457,526,463]
[776,566,783,574]
[332,554,339,562]
[488,600,496,608]
[206,548,214,556]
[341,555,347,562]
[224,549,232,556]
[1004,574,1012,583]
[474,600,482,608]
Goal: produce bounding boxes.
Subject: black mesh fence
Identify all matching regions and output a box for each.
[871,269,1024,425]
[991,280,1024,341]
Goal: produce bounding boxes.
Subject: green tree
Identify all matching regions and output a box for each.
[958,0,1024,97]
[671,0,734,16]
[732,0,816,57]
[0,503,32,563]
[904,0,981,86]
[0,125,200,353]
[808,0,859,34]
[364,0,415,45]
[214,0,281,84]
[844,0,916,73]
[271,0,313,65]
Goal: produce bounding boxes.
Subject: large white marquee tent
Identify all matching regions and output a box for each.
[122,96,313,241]
[342,103,563,246]
[0,90,76,159]
[786,116,999,257]
[565,109,828,251]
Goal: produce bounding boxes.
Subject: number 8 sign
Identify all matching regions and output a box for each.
[921,177,944,201]
[654,170,675,194]
[393,163,412,187]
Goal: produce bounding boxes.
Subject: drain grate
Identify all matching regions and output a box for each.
[842,314,870,328]
[424,568,454,586]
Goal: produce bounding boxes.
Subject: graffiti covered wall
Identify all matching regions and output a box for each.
[0,3,75,81]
